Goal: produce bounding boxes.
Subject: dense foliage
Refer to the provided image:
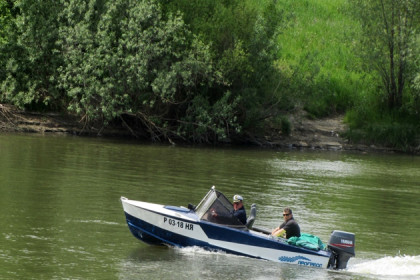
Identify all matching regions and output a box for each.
[0,0,285,143]
[0,0,11,44]
[345,0,420,150]
[0,0,419,149]
[351,0,419,110]
[58,0,226,142]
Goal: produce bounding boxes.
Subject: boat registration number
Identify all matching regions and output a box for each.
[163,217,194,231]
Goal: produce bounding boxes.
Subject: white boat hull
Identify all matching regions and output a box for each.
[121,197,332,268]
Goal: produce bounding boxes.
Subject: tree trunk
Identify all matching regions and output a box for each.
[388,10,397,110]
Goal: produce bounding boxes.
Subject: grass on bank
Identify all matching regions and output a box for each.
[275,0,364,117]
[273,0,419,150]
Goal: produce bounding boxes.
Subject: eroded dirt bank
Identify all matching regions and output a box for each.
[0,104,417,154]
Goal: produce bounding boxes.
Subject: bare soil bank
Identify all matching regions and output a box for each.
[1,104,417,154]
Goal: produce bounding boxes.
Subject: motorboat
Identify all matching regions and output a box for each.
[121,186,355,269]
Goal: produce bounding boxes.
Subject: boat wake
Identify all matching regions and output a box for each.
[348,255,420,278]
[78,219,120,225]
[175,246,228,257]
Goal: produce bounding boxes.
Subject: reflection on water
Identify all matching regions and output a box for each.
[0,134,419,279]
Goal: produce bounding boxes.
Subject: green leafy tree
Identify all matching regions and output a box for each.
[0,0,63,110]
[0,0,12,86]
[351,0,420,110]
[1,0,285,143]
[407,31,420,115]
[163,0,284,133]
[58,0,232,142]
[0,0,12,45]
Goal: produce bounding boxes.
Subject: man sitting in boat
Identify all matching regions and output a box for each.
[232,194,247,225]
[199,189,248,228]
[271,207,301,239]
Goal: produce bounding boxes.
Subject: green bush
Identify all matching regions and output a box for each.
[345,121,419,151]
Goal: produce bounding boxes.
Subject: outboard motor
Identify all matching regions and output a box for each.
[327,230,355,269]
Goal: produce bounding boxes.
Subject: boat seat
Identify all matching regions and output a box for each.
[246,203,257,229]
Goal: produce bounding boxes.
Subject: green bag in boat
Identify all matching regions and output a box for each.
[287,233,326,251]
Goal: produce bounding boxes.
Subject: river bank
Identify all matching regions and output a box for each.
[1,103,418,154]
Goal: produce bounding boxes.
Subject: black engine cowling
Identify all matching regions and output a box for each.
[327,230,355,269]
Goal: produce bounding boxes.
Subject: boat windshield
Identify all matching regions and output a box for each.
[195,187,246,228]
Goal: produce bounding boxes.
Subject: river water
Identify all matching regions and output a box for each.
[0,133,419,279]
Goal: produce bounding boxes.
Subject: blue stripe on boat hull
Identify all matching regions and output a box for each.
[199,222,329,257]
[126,220,165,246]
[125,215,203,247]
[124,212,330,260]
[124,212,260,258]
